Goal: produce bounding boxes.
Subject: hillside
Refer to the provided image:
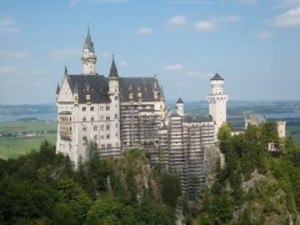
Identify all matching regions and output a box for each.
[0,142,180,225]
[1,122,300,224]
[194,122,300,225]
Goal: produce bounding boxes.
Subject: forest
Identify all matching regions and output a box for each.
[0,141,181,225]
[1,121,300,224]
[196,122,300,224]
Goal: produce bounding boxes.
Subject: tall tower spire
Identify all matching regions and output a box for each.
[207,73,228,131]
[82,28,97,75]
[109,55,119,78]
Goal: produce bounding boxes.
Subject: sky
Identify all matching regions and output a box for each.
[0,0,300,104]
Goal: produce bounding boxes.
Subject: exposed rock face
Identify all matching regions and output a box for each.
[234,171,299,225]
[204,145,222,188]
[111,150,162,202]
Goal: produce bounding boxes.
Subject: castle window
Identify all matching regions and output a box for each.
[106,116,110,121]
[106,134,110,139]
[94,125,97,131]
[100,125,104,131]
[82,107,86,111]
[106,106,110,111]
[106,125,110,131]
[91,116,94,122]
[83,116,86,122]
[100,115,104,120]
[101,144,105,148]
[82,126,87,132]
[107,144,112,148]
[90,106,94,111]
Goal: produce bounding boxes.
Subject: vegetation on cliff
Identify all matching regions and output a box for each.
[195,122,300,225]
[0,141,181,225]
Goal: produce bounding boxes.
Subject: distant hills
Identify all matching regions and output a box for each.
[0,104,56,116]
[1,100,300,117]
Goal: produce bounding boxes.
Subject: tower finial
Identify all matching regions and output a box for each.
[64,65,68,75]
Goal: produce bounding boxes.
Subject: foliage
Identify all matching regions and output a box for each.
[194,122,300,224]
[0,142,177,225]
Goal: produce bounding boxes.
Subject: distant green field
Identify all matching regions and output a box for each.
[287,125,300,144]
[0,120,57,133]
[0,134,57,159]
[0,120,57,159]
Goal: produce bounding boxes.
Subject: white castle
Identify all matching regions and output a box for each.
[55,29,228,197]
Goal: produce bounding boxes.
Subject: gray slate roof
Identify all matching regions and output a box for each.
[183,115,213,123]
[211,73,224,81]
[84,29,95,53]
[66,75,111,104]
[64,74,163,104]
[109,57,119,78]
[119,77,161,102]
[176,97,184,104]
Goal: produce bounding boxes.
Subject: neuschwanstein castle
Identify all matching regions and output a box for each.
[55,29,228,196]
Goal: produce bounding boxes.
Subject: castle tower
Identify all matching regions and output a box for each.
[108,55,121,150]
[277,120,286,139]
[176,97,184,116]
[207,73,228,131]
[81,28,97,75]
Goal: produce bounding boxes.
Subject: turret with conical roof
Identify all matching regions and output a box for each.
[176,97,184,116]
[56,84,60,101]
[81,28,97,75]
[108,55,120,95]
[109,55,119,79]
[84,28,95,53]
[207,73,228,131]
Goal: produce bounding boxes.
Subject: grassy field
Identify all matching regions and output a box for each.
[0,134,57,159]
[0,120,57,159]
[0,120,56,133]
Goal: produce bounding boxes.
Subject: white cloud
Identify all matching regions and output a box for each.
[166,15,188,30]
[163,64,184,71]
[256,31,275,40]
[194,21,217,31]
[222,15,241,23]
[193,15,240,32]
[50,49,79,60]
[0,66,17,74]
[265,67,272,73]
[120,61,127,66]
[276,0,300,8]
[137,27,154,35]
[0,50,30,59]
[236,0,257,4]
[100,51,111,58]
[172,0,213,4]
[186,70,202,77]
[272,6,300,27]
[0,15,19,33]
[70,0,128,6]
